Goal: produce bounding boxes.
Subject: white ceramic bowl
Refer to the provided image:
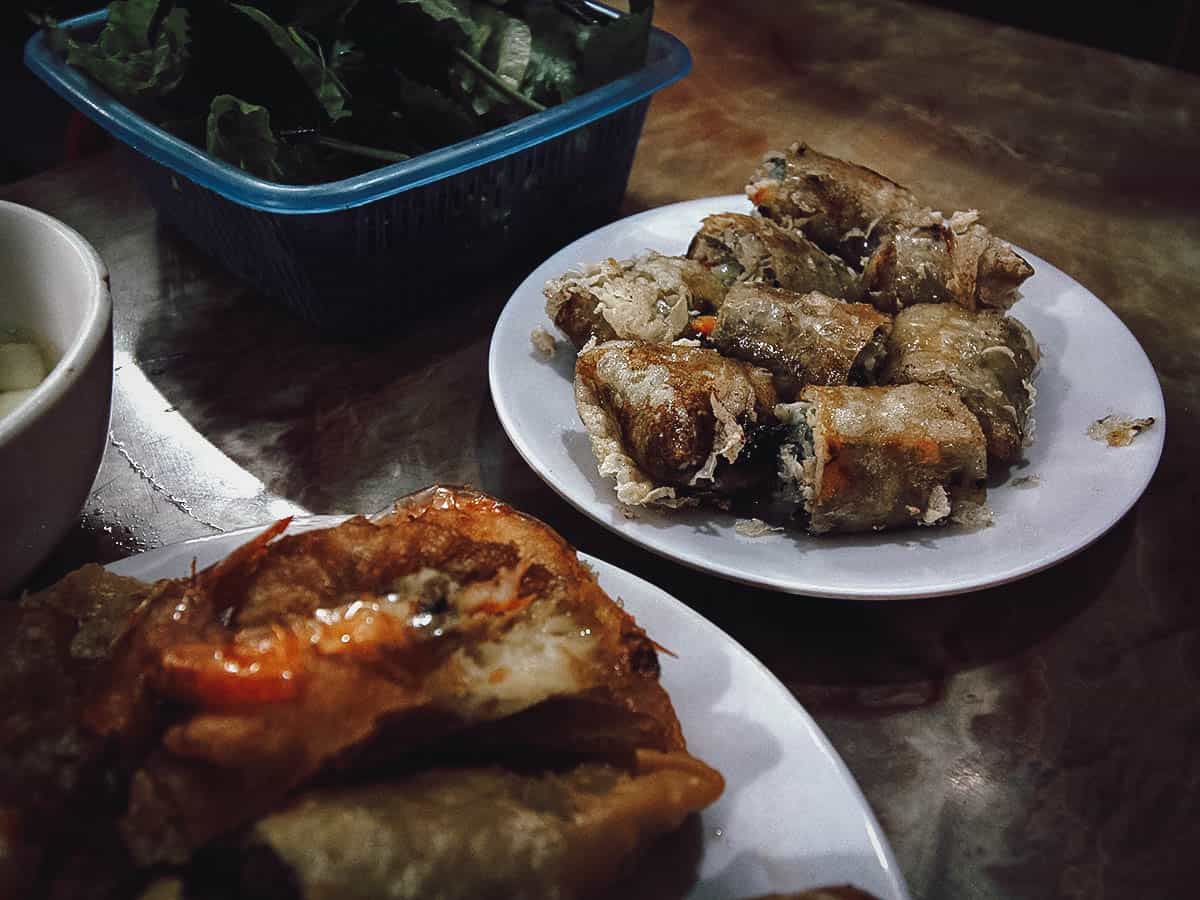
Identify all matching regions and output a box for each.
[0,200,113,596]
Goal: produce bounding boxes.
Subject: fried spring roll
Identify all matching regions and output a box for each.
[685,212,862,300]
[575,341,781,506]
[747,145,921,257]
[859,210,1034,313]
[544,253,726,349]
[776,384,987,533]
[746,143,1034,312]
[237,752,723,900]
[711,285,892,396]
[881,304,1040,462]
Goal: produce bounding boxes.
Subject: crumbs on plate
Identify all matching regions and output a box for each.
[530,326,557,358]
[1088,415,1155,447]
[949,502,994,530]
[735,517,784,537]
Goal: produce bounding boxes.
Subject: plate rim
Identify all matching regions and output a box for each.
[488,194,1167,600]
[104,517,912,900]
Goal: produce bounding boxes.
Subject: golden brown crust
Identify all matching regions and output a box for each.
[794,384,988,533]
[388,485,684,749]
[543,254,726,349]
[549,280,620,347]
[958,220,1036,310]
[747,143,920,253]
[575,341,779,505]
[117,493,688,863]
[3,488,706,891]
[686,212,862,301]
[241,749,723,900]
[747,143,1033,311]
[712,285,892,395]
[881,304,1039,462]
[860,217,1034,314]
[859,222,959,312]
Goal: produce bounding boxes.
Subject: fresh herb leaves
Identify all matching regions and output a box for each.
[206,94,284,180]
[45,0,655,183]
[231,3,351,121]
[50,0,189,100]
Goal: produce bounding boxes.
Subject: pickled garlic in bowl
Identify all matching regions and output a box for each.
[0,336,50,418]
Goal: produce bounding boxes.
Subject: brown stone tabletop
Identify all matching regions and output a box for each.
[4,1,1198,897]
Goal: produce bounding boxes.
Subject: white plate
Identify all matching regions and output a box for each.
[489,195,1166,599]
[108,520,909,900]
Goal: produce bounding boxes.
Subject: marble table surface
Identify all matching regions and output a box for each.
[4,1,1198,897]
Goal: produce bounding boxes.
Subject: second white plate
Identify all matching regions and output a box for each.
[108,520,910,899]
[488,195,1165,599]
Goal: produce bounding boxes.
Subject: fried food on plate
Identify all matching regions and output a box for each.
[747,143,1033,312]
[711,284,892,397]
[575,340,782,507]
[686,211,863,301]
[776,384,988,534]
[1,486,722,899]
[539,146,1042,537]
[237,750,721,900]
[881,303,1040,462]
[544,252,726,348]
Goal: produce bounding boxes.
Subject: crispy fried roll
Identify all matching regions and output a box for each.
[711,285,892,396]
[776,384,988,533]
[2,487,720,900]
[575,341,781,506]
[881,304,1040,462]
[859,210,1034,313]
[746,143,1033,312]
[685,212,862,300]
[237,750,723,900]
[747,145,921,259]
[543,253,727,348]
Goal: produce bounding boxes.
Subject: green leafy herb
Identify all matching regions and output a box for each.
[522,13,577,105]
[492,16,532,88]
[575,0,654,94]
[46,0,656,184]
[231,3,351,121]
[388,71,481,147]
[206,94,284,180]
[453,45,543,114]
[459,7,534,114]
[51,0,189,100]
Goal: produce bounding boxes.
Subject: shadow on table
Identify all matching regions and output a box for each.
[132,225,532,512]
[665,511,1134,708]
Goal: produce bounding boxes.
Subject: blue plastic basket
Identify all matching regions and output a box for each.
[24,7,691,334]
